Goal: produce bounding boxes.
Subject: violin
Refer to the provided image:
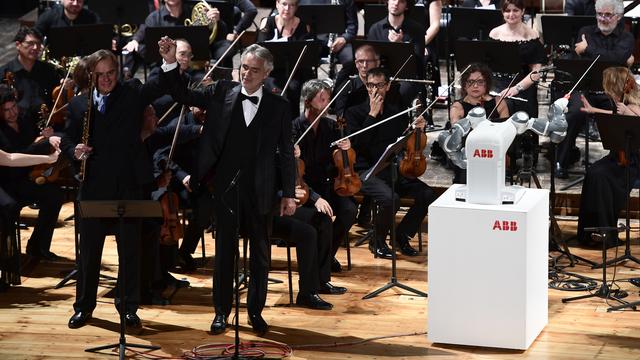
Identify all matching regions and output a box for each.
[159,187,184,246]
[332,116,361,197]
[399,99,428,179]
[3,71,19,99]
[295,156,310,207]
[29,104,67,185]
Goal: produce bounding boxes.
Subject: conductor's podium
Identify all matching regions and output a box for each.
[428,184,548,350]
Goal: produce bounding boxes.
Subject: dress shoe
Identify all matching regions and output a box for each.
[210,314,228,334]
[248,313,269,336]
[296,292,333,310]
[368,241,393,259]
[68,311,92,329]
[397,241,419,256]
[331,257,342,273]
[318,282,347,295]
[125,313,142,329]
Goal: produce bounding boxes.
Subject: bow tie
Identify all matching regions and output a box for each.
[239,93,259,104]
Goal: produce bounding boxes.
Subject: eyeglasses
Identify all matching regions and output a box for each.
[21,40,42,48]
[366,82,387,89]
[355,59,378,66]
[465,79,486,87]
[596,12,618,20]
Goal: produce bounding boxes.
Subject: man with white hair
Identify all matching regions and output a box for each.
[555,0,635,179]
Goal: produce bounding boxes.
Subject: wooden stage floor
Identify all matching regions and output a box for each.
[1,203,640,359]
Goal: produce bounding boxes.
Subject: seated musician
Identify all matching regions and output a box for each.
[555,0,635,178]
[0,85,63,261]
[575,67,640,248]
[449,62,509,183]
[0,27,62,117]
[272,182,348,310]
[293,79,357,272]
[123,0,233,76]
[345,67,435,259]
[489,0,544,118]
[333,44,381,117]
[35,0,101,38]
[257,0,314,117]
[298,0,359,66]
[0,149,59,291]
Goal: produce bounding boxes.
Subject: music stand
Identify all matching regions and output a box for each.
[351,40,418,79]
[591,114,640,270]
[540,15,596,49]
[297,5,346,34]
[47,24,114,58]
[453,39,521,74]
[362,134,428,300]
[258,40,324,73]
[144,26,211,64]
[80,200,162,360]
[448,8,503,42]
[363,4,426,35]
[90,0,149,27]
[555,59,619,191]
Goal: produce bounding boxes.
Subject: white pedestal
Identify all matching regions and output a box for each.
[427,184,549,350]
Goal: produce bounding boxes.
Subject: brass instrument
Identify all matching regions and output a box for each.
[113,24,138,37]
[78,73,94,182]
[185,0,217,44]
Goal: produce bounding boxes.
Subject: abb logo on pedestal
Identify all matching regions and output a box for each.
[472,149,494,158]
[492,220,518,231]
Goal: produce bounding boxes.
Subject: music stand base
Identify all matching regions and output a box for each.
[354,229,374,247]
[562,284,632,308]
[86,342,160,360]
[363,277,428,300]
[593,252,640,269]
[607,300,639,312]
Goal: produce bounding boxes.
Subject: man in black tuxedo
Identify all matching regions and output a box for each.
[161,40,297,335]
[61,48,175,330]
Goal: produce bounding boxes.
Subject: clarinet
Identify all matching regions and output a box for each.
[326,0,340,79]
[78,74,94,182]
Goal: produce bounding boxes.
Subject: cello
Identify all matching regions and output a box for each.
[332,116,361,196]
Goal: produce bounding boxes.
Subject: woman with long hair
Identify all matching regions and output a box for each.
[577,67,640,247]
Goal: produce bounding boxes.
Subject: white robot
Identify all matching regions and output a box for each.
[437,98,569,205]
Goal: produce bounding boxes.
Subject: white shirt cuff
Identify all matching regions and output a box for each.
[161,61,178,72]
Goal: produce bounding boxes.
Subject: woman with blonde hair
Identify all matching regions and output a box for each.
[577,66,640,248]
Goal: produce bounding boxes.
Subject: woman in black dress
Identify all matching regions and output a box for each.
[577,66,640,247]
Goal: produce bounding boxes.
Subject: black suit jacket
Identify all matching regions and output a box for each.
[166,78,296,215]
[61,75,172,200]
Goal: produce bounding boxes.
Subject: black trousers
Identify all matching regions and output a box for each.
[0,179,63,255]
[359,169,435,246]
[556,92,612,168]
[272,206,332,296]
[213,186,269,317]
[74,217,141,314]
[577,155,639,244]
[308,181,357,258]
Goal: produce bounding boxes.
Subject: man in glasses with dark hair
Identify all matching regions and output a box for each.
[344,67,435,260]
[555,0,634,179]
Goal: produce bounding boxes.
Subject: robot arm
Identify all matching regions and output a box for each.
[437,106,488,169]
[521,97,569,143]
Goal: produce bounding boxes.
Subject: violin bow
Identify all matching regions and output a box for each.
[46,65,73,128]
[281,44,308,98]
[487,72,519,119]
